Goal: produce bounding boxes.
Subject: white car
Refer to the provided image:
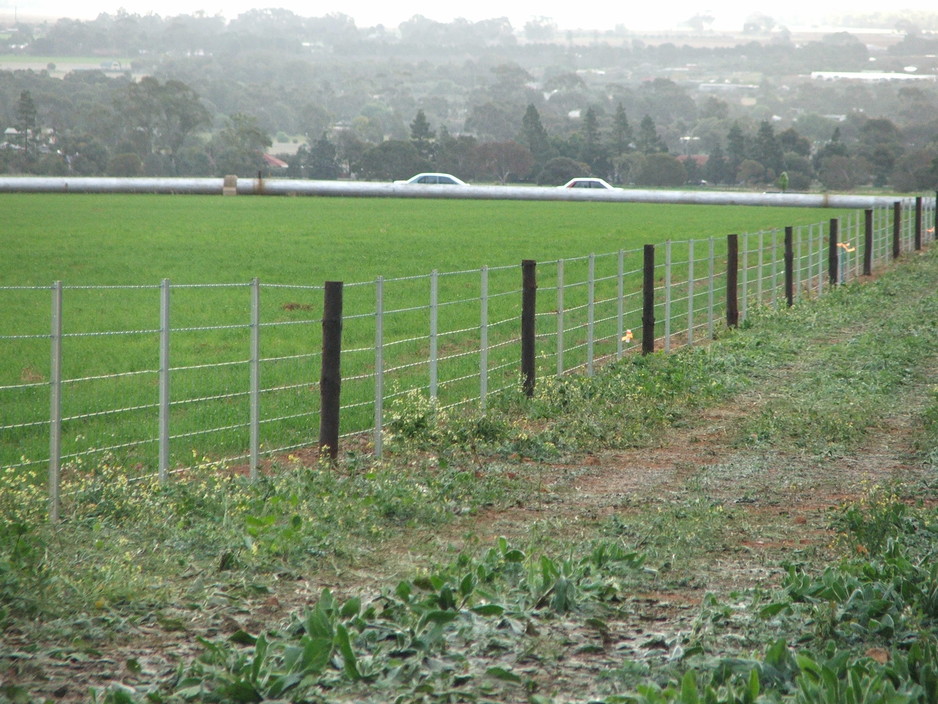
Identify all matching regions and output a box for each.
[561,177,617,189]
[395,173,468,185]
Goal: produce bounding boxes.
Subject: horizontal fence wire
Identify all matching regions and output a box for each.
[1,199,935,519]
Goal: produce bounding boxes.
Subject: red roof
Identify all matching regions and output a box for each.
[262,153,289,168]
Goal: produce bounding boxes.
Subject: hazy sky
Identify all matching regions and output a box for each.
[1,0,931,31]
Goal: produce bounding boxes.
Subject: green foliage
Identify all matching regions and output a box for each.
[0,467,50,619]
[736,275,938,453]
[537,155,590,184]
[830,484,923,555]
[916,385,938,470]
[171,538,649,703]
[614,501,938,704]
[0,451,519,621]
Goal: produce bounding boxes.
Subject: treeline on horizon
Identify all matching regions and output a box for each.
[2,9,938,191]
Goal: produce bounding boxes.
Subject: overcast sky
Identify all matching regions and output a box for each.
[1,0,933,32]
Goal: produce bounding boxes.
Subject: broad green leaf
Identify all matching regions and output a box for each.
[395,580,412,602]
[421,609,460,625]
[680,671,699,704]
[748,667,760,701]
[266,673,303,698]
[439,584,456,610]
[249,634,268,683]
[297,636,332,674]
[305,604,334,640]
[486,666,522,684]
[504,549,525,563]
[340,596,361,619]
[219,679,262,703]
[550,577,575,613]
[334,624,361,681]
[759,602,789,618]
[229,629,257,646]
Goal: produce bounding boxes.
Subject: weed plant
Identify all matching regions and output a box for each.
[0,452,520,625]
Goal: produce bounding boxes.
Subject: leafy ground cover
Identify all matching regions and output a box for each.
[1,245,936,703]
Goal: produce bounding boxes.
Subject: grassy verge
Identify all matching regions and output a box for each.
[1,247,936,703]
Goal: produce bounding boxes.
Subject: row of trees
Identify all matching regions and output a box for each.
[336,106,938,190]
[5,82,938,193]
[2,80,272,178]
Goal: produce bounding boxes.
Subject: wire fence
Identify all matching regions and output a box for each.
[1,197,935,519]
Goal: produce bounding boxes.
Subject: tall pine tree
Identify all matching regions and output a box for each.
[16,90,38,153]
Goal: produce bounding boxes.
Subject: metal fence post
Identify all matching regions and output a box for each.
[587,254,595,375]
[521,260,536,397]
[429,270,438,400]
[853,212,861,280]
[815,223,823,295]
[617,250,624,358]
[480,267,488,410]
[319,281,343,461]
[915,196,923,251]
[687,240,695,346]
[556,259,564,375]
[757,230,764,305]
[159,278,170,483]
[707,237,715,339]
[374,276,384,458]
[49,281,62,523]
[806,224,813,292]
[664,241,672,353]
[250,277,260,480]
[740,233,748,321]
[771,230,779,308]
[784,226,794,307]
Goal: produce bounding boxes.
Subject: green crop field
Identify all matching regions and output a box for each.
[0,193,866,476]
[1,193,852,286]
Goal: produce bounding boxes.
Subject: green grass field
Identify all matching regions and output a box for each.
[1,193,853,286]
[0,193,872,475]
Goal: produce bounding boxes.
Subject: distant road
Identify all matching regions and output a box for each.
[0,175,915,209]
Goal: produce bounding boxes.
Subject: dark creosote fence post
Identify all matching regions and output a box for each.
[915,196,923,251]
[725,235,739,328]
[319,281,343,461]
[828,218,839,287]
[642,244,655,354]
[521,259,537,397]
[784,226,794,307]
[893,201,902,260]
[864,209,873,277]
